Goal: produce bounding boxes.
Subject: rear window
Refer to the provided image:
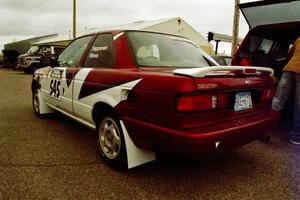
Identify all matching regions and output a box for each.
[260,39,273,53]
[127,31,213,68]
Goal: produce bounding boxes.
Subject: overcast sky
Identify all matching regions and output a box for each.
[0,0,255,54]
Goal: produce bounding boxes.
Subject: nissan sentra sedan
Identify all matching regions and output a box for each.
[31,30,279,169]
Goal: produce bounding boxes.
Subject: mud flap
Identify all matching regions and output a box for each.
[120,120,156,169]
[37,90,54,114]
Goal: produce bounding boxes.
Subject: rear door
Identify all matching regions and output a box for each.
[72,33,115,123]
[239,0,300,29]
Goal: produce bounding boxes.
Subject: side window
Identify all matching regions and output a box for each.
[38,46,51,54]
[53,47,64,56]
[84,34,114,67]
[58,36,92,67]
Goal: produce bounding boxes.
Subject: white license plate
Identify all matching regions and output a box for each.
[234,92,252,112]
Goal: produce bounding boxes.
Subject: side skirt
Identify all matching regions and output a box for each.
[47,103,96,130]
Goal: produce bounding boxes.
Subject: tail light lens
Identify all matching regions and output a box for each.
[261,87,275,101]
[243,68,256,75]
[176,93,230,112]
[177,87,274,112]
[177,94,217,112]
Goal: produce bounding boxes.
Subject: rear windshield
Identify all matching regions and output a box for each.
[127,31,213,68]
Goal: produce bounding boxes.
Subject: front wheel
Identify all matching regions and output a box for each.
[97,115,127,169]
[32,89,41,117]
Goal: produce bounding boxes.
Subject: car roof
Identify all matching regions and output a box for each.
[82,29,191,41]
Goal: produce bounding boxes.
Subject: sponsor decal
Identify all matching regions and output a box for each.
[92,46,108,52]
[50,79,61,100]
[89,53,99,59]
[66,68,81,87]
[78,78,142,100]
[50,69,63,79]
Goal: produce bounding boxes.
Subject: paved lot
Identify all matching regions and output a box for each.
[0,68,300,199]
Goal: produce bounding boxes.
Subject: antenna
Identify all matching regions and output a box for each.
[231,0,240,56]
[73,0,76,39]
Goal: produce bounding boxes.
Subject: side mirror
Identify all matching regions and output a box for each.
[40,55,57,68]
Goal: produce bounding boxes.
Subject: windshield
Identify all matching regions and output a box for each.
[27,46,39,55]
[127,31,213,68]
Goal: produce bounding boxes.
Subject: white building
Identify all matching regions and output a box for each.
[85,17,214,54]
[5,17,214,56]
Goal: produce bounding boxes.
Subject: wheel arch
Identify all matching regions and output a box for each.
[92,101,156,169]
[31,79,41,93]
[29,61,40,67]
[92,102,120,126]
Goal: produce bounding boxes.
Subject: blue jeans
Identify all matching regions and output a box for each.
[272,72,300,140]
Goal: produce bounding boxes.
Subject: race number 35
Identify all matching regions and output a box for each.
[50,79,61,98]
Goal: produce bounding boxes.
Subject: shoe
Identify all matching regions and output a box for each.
[290,138,300,145]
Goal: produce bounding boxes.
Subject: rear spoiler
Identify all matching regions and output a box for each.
[173,66,274,78]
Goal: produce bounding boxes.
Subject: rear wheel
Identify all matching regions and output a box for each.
[97,114,127,169]
[258,134,272,142]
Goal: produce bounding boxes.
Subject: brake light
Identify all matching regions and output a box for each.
[177,94,217,112]
[244,68,256,75]
[176,92,232,112]
[261,88,275,101]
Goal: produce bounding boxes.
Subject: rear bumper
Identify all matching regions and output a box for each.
[123,111,280,156]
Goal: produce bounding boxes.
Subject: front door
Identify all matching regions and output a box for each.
[41,35,93,114]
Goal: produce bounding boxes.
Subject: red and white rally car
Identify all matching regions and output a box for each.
[31,30,279,169]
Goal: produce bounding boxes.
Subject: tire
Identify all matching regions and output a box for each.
[32,89,42,117]
[258,135,272,142]
[24,67,30,74]
[258,131,272,142]
[96,114,127,169]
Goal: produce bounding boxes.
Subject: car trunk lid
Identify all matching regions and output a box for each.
[173,66,275,127]
[239,0,300,29]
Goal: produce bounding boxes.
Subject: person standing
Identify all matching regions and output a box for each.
[272,36,300,145]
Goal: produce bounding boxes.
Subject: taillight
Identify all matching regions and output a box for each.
[177,94,217,112]
[261,87,275,101]
[176,93,230,112]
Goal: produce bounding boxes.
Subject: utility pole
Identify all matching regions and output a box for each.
[73,0,76,39]
[231,0,240,56]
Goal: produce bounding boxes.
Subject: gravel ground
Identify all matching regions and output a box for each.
[0,68,299,199]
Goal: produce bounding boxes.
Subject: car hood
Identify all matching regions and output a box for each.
[239,0,300,29]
